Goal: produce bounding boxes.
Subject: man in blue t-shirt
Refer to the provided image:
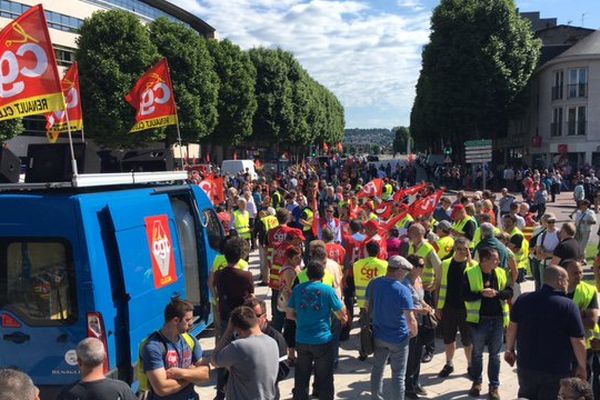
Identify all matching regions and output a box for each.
[142,297,210,400]
[287,261,348,400]
[367,255,417,400]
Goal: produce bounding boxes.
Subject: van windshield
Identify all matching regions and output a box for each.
[0,240,77,326]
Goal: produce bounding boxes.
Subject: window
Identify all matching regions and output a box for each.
[0,0,82,33]
[568,68,588,98]
[0,240,77,325]
[204,209,224,251]
[55,47,75,67]
[88,0,191,28]
[551,107,562,136]
[552,70,563,100]
[567,106,586,136]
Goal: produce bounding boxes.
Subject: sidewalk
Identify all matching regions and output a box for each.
[195,191,596,399]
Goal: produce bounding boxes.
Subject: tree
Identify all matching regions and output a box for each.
[392,126,411,154]
[76,10,160,148]
[410,0,541,155]
[0,119,24,144]
[207,39,257,145]
[149,18,219,144]
[371,144,381,155]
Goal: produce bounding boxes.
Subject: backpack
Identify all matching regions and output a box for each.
[136,331,196,393]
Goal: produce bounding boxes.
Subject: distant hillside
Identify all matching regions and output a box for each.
[344,128,394,148]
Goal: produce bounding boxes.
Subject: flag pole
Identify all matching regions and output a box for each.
[80,125,85,142]
[175,116,184,170]
[63,104,78,176]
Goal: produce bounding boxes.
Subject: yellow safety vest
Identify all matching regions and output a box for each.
[435,235,455,260]
[382,184,393,200]
[261,215,279,232]
[472,226,502,249]
[212,255,249,272]
[395,214,414,230]
[437,258,477,309]
[453,216,476,248]
[297,269,335,287]
[233,209,251,239]
[573,282,600,349]
[301,208,314,232]
[408,241,437,286]
[464,265,510,327]
[508,227,529,271]
[353,257,388,308]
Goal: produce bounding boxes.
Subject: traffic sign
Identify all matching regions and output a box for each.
[465,139,492,164]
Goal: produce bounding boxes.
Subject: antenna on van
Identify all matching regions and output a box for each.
[63,99,79,178]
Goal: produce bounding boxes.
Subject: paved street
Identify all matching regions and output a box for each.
[196,191,597,399]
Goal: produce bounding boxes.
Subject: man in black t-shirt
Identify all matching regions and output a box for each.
[552,222,581,266]
[58,338,136,400]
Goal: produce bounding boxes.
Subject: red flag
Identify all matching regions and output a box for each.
[212,176,225,204]
[233,151,238,160]
[410,190,444,219]
[312,196,319,237]
[381,211,409,233]
[374,201,393,220]
[357,178,384,199]
[392,182,426,203]
[323,143,329,153]
[337,142,343,153]
[0,5,64,121]
[125,58,178,133]
[45,63,83,142]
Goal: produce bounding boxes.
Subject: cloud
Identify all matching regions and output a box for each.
[397,0,425,12]
[170,0,431,128]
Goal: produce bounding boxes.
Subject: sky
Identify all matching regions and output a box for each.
[171,0,600,130]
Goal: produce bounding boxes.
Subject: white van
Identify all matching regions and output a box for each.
[221,159,258,180]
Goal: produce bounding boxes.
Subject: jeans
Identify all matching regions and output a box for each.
[331,317,341,367]
[294,341,336,400]
[517,367,567,400]
[271,289,285,332]
[371,337,410,400]
[469,317,503,388]
[587,350,600,400]
[531,258,542,291]
[341,278,355,340]
[405,329,425,393]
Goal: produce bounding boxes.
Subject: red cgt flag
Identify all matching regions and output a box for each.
[410,190,444,219]
[126,58,178,133]
[45,62,83,142]
[357,178,384,199]
[199,175,225,205]
[392,182,427,203]
[0,5,64,121]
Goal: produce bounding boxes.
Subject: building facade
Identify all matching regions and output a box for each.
[501,23,600,170]
[1,0,214,156]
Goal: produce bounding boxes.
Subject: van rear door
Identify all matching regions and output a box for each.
[106,194,185,367]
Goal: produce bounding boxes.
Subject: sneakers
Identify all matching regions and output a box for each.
[415,386,427,396]
[468,383,481,397]
[421,352,433,363]
[438,364,454,378]
[488,387,500,400]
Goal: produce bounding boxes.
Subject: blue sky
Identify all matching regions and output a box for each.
[173,0,600,130]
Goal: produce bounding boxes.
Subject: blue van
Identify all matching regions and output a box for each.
[0,172,222,398]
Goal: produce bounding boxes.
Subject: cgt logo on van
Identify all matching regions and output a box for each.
[145,215,178,289]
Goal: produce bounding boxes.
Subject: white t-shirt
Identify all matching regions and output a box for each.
[536,229,560,253]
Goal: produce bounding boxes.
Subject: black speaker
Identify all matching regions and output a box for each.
[0,147,20,183]
[121,147,173,172]
[26,142,101,183]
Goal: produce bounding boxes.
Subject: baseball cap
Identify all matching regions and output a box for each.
[451,204,465,218]
[388,255,413,271]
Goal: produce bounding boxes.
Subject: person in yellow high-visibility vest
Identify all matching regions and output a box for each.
[408,223,441,363]
[434,220,455,261]
[230,198,252,241]
[502,213,529,284]
[353,241,388,360]
[563,259,600,394]
[451,204,477,248]
[463,247,512,399]
[435,237,474,378]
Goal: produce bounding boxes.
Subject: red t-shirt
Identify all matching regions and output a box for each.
[268,225,302,266]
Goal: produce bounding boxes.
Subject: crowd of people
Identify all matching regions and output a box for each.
[5,157,600,400]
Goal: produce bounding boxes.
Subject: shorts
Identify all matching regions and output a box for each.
[441,306,472,346]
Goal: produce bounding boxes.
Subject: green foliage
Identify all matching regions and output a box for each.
[76,10,160,148]
[371,144,381,155]
[392,126,411,154]
[207,39,257,145]
[0,119,24,143]
[149,18,219,144]
[410,0,541,153]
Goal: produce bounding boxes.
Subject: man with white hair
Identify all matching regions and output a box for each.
[0,369,39,400]
[57,338,136,399]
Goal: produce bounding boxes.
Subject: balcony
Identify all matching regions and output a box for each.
[567,83,587,98]
[551,86,562,101]
[567,120,586,136]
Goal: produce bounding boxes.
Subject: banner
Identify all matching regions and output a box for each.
[199,175,225,205]
[0,5,64,121]
[144,215,178,289]
[357,178,383,199]
[392,182,427,203]
[125,58,177,133]
[45,62,83,142]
